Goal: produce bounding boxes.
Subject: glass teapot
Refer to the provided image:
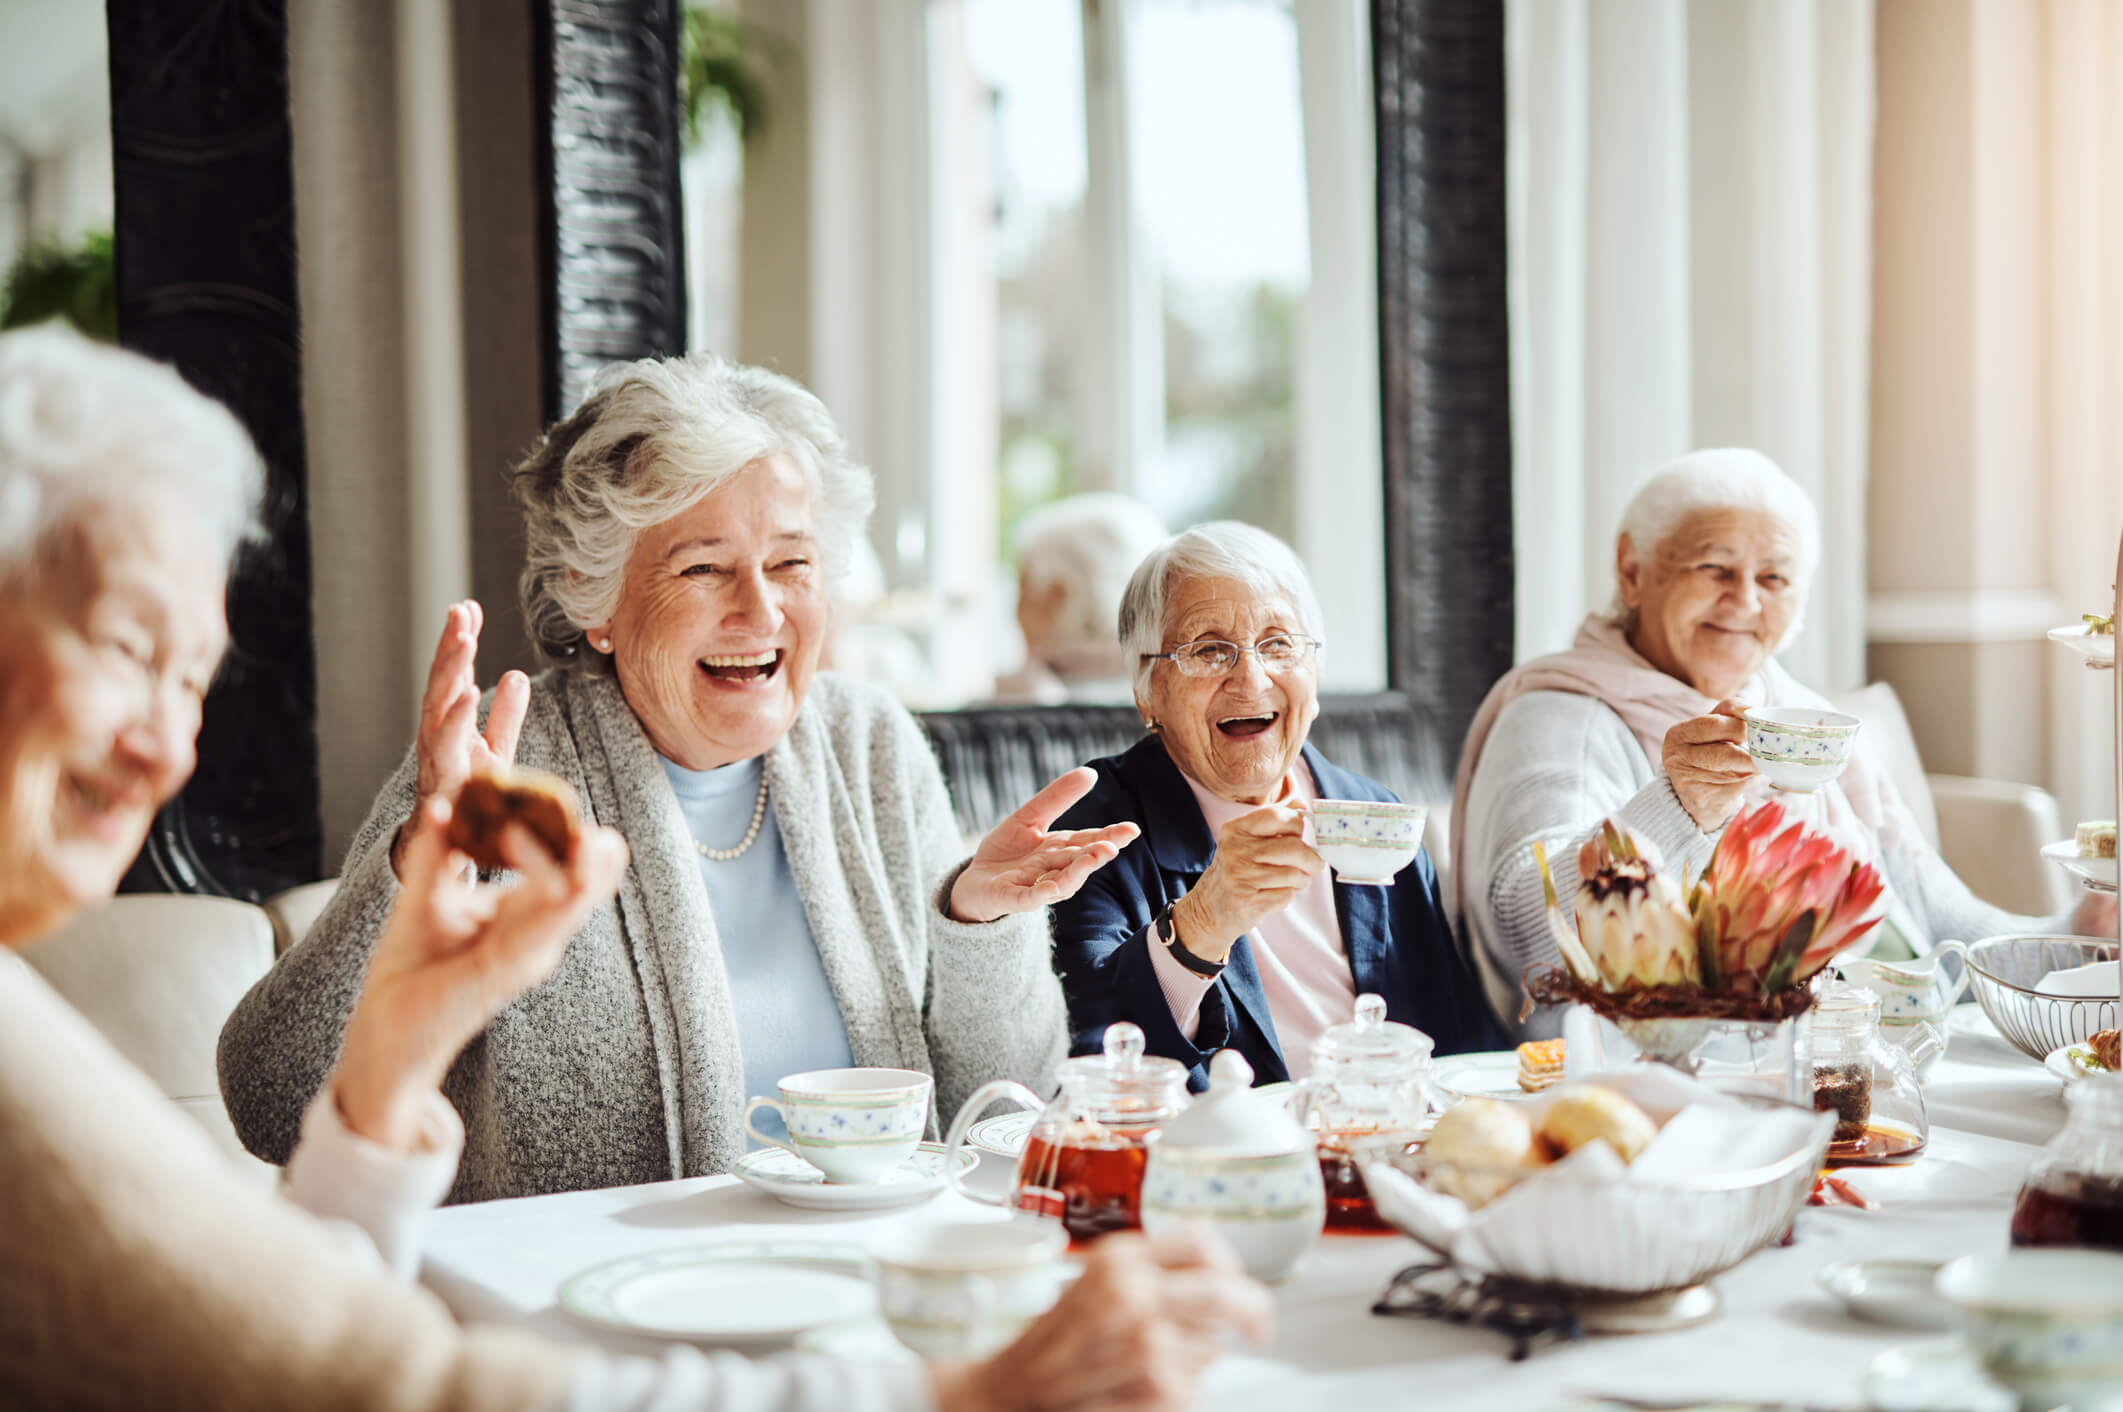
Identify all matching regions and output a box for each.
[1292,993,1442,1230]
[1805,983,1930,1164]
[943,1022,1190,1246]
[2012,1072,2123,1250]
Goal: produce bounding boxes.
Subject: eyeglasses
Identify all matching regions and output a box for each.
[1142,634,1322,678]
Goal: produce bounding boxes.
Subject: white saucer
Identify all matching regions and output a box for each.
[2047,623,2116,666]
[1817,1259,1953,1330]
[1863,1339,2015,1412]
[732,1142,975,1210]
[2042,839,2119,891]
[795,1317,919,1363]
[560,1241,875,1347]
[1432,1050,1533,1102]
[965,1111,1037,1160]
[2046,1041,2110,1086]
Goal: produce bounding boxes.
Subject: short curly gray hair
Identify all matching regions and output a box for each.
[0,324,264,577]
[1118,521,1326,705]
[513,352,875,669]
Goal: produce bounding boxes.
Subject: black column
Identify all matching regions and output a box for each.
[106,1,322,898]
[1372,0,1515,760]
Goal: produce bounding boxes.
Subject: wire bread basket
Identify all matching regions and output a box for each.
[1365,1094,1831,1297]
[1966,937,2119,1062]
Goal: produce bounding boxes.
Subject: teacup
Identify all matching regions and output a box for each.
[870,1220,1070,1358]
[1741,707,1861,792]
[1837,944,1971,1025]
[1936,1249,2123,1411]
[741,1068,931,1185]
[1310,799,1426,885]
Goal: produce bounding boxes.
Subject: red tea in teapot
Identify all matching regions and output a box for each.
[1014,1130,1150,1246]
[1317,1128,1420,1232]
[2011,1172,2123,1251]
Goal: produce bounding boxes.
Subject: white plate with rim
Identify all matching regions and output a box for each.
[1863,1339,2015,1412]
[559,1241,876,1347]
[732,1141,975,1210]
[1816,1259,1954,1330]
[2047,623,2116,666]
[1432,1051,1533,1103]
[2041,839,2119,890]
[2045,1041,2112,1086]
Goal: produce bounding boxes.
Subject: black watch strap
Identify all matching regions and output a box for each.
[1154,900,1226,978]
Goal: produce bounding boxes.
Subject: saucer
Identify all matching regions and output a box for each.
[1817,1259,1953,1330]
[794,1316,920,1364]
[1863,1339,2016,1412]
[560,1241,875,1347]
[965,1111,1037,1160]
[2047,623,2116,667]
[2046,1042,2110,1086]
[1432,1051,1533,1103]
[732,1141,976,1210]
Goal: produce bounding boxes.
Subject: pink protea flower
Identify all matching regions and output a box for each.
[1691,800,1886,994]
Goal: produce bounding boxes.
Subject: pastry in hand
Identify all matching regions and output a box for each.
[2091,1029,2120,1072]
[1516,1039,1564,1093]
[1537,1086,1659,1164]
[1421,1097,1545,1208]
[447,765,583,871]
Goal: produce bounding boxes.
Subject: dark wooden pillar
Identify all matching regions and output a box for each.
[106,0,322,898]
[1372,0,1516,760]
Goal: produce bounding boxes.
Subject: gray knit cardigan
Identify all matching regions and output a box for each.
[217,670,1068,1202]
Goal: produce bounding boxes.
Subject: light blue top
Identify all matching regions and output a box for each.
[658,752,854,1140]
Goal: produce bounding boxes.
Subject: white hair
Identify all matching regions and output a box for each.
[0,324,264,578]
[1610,447,1822,625]
[1013,492,1167,646]
[1118,521,1326,703]
[514,351,875,669]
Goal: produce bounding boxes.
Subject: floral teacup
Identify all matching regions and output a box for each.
[1937,1249,2123,1411]
[870,1221,1070,1358]
[742,1068,932,1184]
[1741,708,1861,792]
[1310,799,1426,885]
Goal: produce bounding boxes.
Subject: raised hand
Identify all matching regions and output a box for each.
[946,767,1140,924]
[395,601,530,876]
[1663,698,1757,832]
[1172,803,1322,963]
[335,796,628,1151]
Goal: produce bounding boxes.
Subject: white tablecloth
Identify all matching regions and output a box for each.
[422,1015,2073,1410]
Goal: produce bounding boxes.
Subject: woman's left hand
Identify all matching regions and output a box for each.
[947,766,1140,923]
[332,796,630,1151]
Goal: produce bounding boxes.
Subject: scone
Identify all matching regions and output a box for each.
[1537,1087,1660,1164]
[1516,1039,1565,1093]
[2076,820,2118,860]
[1421,1098,1545,1208]
[2091,1029,2120,1072]
[447,765,583,870]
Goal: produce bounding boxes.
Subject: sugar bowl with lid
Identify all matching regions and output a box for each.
[1140,1049,1326,1280]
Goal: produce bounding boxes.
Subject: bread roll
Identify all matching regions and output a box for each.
[1422,1098,1545,1208]
[1537,1086,1659,1164]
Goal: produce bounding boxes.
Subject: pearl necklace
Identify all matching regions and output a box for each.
[695,771,769,861]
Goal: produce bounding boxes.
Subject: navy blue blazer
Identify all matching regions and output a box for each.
[1050,735,1504,1089]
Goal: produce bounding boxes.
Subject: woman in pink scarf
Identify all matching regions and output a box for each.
[1452,449,2114,1036]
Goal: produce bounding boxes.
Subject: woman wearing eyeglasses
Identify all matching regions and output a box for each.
[1047,523,1500,1089]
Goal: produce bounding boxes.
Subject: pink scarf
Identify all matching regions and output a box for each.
[1448,615,1909,917]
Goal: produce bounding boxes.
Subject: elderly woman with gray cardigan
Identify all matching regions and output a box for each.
[220,353,1139,1202]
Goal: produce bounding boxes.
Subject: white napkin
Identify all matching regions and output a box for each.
[2035,959,2121,997]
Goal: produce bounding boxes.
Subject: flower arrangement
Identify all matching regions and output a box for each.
[1524,799,1886,1026]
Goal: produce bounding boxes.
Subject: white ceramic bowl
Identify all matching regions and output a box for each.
[1741,707,1861,792]
[1936,1249,2123,1411]
[1310,799,1426,885]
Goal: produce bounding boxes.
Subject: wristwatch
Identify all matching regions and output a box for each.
[1153,899,1225,978]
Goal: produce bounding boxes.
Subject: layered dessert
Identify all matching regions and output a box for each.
[1515,1038,1564,1093]
[2077,820,2118,860]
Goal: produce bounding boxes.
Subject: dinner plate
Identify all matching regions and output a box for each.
[559,1241,876,1347]
[1863,1339,2015,1412]
[965,1111,1038,1160]
[731,1142,975,1210]
[2046,623,2116,666]
[2045,1042,2111,1086]
[1816,1259,1954,1330]
[2041,840,2119,891]
[1432,1051,1532,1103]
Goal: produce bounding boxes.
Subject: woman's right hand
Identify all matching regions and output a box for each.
[395,601,530,877]
[1662,699,1757,832]
[932,1227,1272,1412]
[1173,804,1322,963]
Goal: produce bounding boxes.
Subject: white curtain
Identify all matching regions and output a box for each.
[1506,0,1875,693]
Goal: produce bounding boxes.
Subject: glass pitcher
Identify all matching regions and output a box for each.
[2011,1073,2123,1250]
[1805,983,1930,1164]
[943,1022,1190,1247]
[1293,993,1441,1230]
